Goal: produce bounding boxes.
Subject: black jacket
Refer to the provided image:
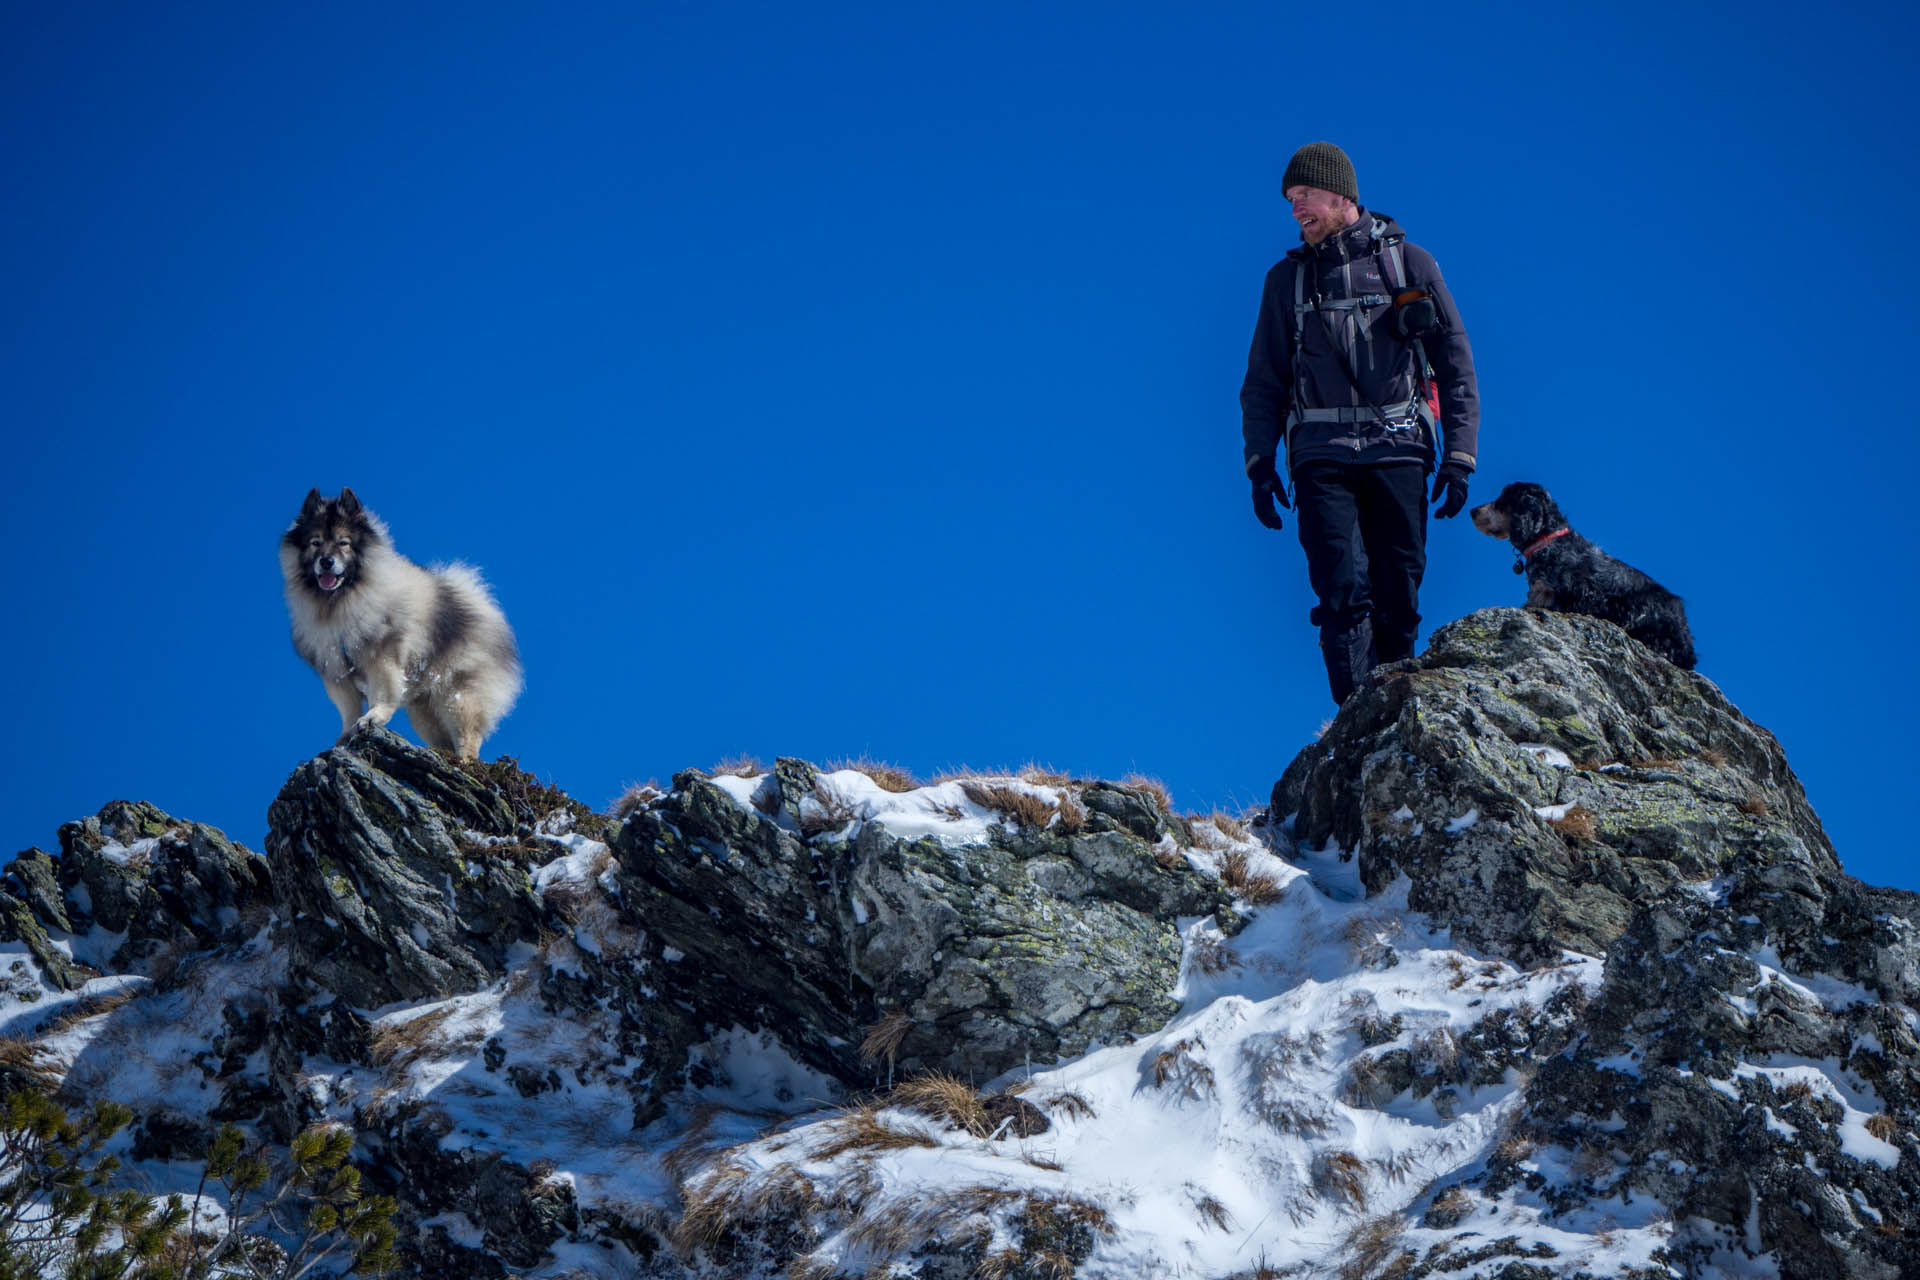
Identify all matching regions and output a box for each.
[1240,210,1479,477]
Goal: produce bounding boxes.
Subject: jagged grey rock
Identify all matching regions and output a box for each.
[3,802,271,992]
[265,727,547,1007]
[1272,607,1920,1277]
[614,758,1234,1084]
[1274,607,1835,966]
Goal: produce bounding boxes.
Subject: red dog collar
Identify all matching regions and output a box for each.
[1522,527,1571,560]
[1512,526,1571,575]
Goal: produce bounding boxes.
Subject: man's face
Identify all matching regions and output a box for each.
[1286,184,1353,245]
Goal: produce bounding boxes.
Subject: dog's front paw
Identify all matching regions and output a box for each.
[353,705,397,732]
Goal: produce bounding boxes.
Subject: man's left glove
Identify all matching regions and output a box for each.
[1248,455,1288,531]
[1430,462,1470,520]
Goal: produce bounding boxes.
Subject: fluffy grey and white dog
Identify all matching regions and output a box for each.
[281,488,522,758]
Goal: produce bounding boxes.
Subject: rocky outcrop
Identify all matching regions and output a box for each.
[266,732,549,1007]
[2,801,271,992]
[11,606,1920,1277]
[616,758,1231,1084]
[1270,607,1920,1276]
[1274,607,1835,966]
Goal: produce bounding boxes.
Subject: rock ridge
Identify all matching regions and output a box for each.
[4,607,1920,1276]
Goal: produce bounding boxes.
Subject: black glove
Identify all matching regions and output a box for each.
[1430,462,1470,519]
[1248,456,1288,531]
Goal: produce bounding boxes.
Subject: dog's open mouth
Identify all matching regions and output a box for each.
[316,571,342,591]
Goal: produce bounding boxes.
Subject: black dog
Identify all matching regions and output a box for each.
[1470,482,1696,670]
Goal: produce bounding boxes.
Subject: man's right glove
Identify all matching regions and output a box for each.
[1249,455,1288,531]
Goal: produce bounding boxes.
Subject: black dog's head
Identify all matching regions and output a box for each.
[1470,482,1567,549]
[281,487,385,599]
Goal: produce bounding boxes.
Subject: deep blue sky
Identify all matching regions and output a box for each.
[6,1,1917,892]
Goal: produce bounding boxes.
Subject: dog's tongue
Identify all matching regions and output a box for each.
[318,572,341,591]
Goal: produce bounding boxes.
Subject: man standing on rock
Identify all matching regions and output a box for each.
[1241,142,1480,704]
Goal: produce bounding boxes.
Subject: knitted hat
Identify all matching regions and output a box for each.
[1282,142,1358,203]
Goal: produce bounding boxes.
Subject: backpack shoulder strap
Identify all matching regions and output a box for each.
[1375,223,1409,293]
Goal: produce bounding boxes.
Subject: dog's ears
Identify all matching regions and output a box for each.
[301,488,325,516]
[338,487,361,515]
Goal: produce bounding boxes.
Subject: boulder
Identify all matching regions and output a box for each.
[265,728,546,1008]
[1273,606,1836,966]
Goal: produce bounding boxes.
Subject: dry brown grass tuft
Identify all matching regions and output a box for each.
[1547,805,1598,843]
[1148,1038,1216,1100]
[888,1072,990,1137]
[977,1249,1023,1280]
[1054,790,1087,834]
[812,1105,939,1161]
[1341,1053,1387,1107]
[670,1158,750,1251]
[842,1196,919,1260]
[710,755,766,778]
[1208,811,1251,843]
[1343,993,1403,1048]
[1217,847,1283,906]
[610,780,663,818]
[1626,755,1679,770]
[1314,1149,1369,1209]
[1867,1112,1899,1141]
[859,1010,913,1071]
[1339,1215,1412,1280]
[1044,1090,1096,1122]
[1018,763,1075,787]
[1780,1080,1815,1103]
[1187,930,1237,976]
[670,1157,831,1258]
[370,1005,456,1072]
[830,758,919,793]
[1021,1195,1115,1239]
[800,781,858,838]
[39,984,147,1037]
[1494,1130,1537,1165]
[960,781,1058,829]
[1193,1191,1234,1232]
[659,1107,723,1185]
[1740,791,1771,816]
[1121,774,1173,815]
[1698,748,1727,767]
[1427,1185,1472,1223]
[0,1036,59,1090]
[783,1255,843,1280]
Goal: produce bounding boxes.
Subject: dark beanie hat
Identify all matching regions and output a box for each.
[1282,141,1358,203]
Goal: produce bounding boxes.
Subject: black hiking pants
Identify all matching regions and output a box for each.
[1294,461,1428,705]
